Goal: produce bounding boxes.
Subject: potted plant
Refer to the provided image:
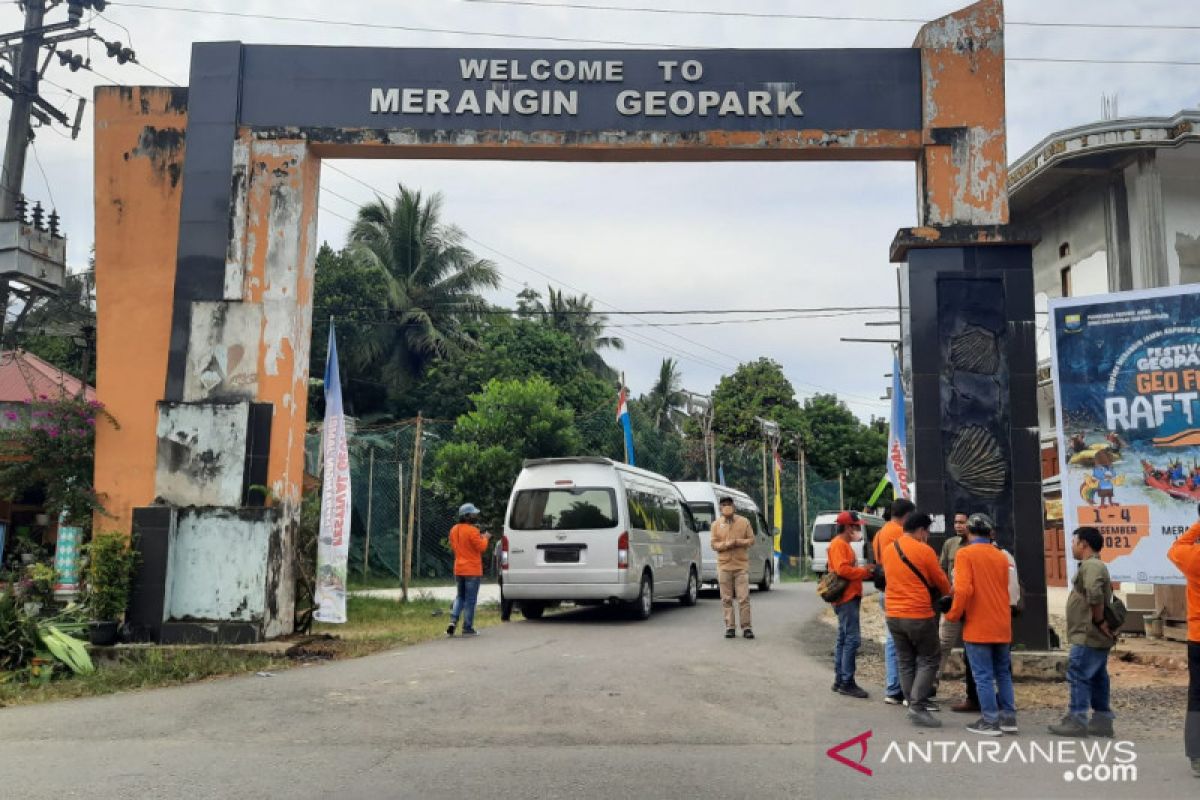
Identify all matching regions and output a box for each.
[84,532,137,646]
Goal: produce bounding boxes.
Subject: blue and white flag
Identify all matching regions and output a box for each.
[718,462,726,486]
[616,385,636,466]
[886,354,911,499]
[315,324,351,623]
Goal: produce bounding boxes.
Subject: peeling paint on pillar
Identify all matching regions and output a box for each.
[913,0,1009,226]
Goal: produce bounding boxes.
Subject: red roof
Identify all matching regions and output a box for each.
[0,350,95,404]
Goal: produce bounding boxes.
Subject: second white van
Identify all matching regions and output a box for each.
[501,457,702,621]
[673,482,775,591]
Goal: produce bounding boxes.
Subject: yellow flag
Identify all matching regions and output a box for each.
[772,452,783,556]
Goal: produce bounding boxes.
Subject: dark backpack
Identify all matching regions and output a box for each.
[1103,594,1128,632]
[817,572,849,603]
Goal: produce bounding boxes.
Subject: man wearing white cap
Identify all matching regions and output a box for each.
[447,503,491,637]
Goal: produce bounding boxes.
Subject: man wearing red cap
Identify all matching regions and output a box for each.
[829,511,875,698]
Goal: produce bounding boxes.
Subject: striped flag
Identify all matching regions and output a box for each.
[617,385,636,466]
[314,323,351,624]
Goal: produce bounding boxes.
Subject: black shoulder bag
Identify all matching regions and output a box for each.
[893,540,952,614]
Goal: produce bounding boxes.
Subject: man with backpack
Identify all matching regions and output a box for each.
[1050,526,1118,738]
[875,498,915,705]
[945,513,1018,736]
[880,510,951,728]
[827,511,875,699]
[1167,508,1200,778]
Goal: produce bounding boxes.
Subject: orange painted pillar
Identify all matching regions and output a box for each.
[92,87,188,537]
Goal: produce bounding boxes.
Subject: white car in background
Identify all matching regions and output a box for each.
[809,510,885,575]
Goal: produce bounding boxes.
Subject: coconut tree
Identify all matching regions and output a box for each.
[346,185,500,387]
[539,287,624,378]
[644,358,687,433]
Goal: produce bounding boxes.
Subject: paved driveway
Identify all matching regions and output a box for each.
[0,584,1193,799]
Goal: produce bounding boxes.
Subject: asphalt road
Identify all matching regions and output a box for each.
[0,583,1195,799]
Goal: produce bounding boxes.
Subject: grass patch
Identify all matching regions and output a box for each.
[0,595,499,707]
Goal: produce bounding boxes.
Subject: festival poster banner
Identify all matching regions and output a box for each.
[1049,284,1200,585]
[314,325,351,623]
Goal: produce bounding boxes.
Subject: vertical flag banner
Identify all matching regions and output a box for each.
[1050,285,1200,585]
[886,354,911,499]
[315,324,352,623]
[617,385,636,466]
[718,462,727,486]
[772,451,783,579]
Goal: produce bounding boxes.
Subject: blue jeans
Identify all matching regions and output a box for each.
[1067,644,1114,724]
[879,592,901,696]
[833,597,862,685]
[965,642,1016,724]
[450,576,481,630]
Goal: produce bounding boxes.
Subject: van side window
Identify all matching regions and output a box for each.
[628,488,677,532]
[679,501,696,534]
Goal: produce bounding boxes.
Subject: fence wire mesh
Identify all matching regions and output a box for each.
[306,414,861,586]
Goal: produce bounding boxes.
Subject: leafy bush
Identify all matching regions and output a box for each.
[0,594,40,675]
[84,532,137,621]
[0,396,117,523]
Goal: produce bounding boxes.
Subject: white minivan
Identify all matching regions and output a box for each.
[673,482,775,591]
[809,510,885,575]
[501,457,702,620]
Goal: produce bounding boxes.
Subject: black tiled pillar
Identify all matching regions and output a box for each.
[904,243,1048,650]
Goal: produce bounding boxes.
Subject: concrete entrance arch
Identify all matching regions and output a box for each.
[94,0,1045,645]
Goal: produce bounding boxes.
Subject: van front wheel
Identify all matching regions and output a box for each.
[758,562,773,592]
[629,572,653,620]
[520,602,545,620]
[679,568,699,607]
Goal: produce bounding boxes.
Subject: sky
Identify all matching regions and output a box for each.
[2,0,1198,420]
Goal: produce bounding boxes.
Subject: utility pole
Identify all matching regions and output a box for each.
[682,390,715,483]
[403,413,423,602]
[838,471,845,510]
[0,0,46,345]
[798,442,808,574]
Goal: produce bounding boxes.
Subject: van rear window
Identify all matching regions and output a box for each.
[509,488,618,530]
[811,523,836,543]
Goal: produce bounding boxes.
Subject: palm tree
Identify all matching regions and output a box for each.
[346,185,500,386]
[541,287,624,377]
[644,358,686,433]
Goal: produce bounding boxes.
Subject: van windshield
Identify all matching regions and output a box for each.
[688,502,715,528]
[509,488,618,531]
[811,523,836,543]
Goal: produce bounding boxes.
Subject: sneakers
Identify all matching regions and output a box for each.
[967,718,1003,737]
[1087,716,1115,738]
[838,683,870,699]
[445,623,456,637]
[952,700,981,714]
[904,698,940,713]
[883,693,905,705]
[999,715,1019,734]
[743,629,755,639]
[725,628,736,639]
[1048,715,1089,738]
[831,681,844,693]
[462,628,479,637]
[909,709,943,728]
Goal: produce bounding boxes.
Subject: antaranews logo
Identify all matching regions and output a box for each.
[827,732,1137,783]
[826,731,873,776]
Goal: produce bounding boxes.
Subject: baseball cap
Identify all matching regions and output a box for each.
[836,511,862,527]
[458,503,481,516]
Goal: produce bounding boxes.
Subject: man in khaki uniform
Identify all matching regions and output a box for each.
[711,496,755,639]
[1050,526,1117,738]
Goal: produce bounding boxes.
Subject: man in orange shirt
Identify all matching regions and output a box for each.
[1167,509,1200,778]
[828,511,876,699]
[447,503,491,637]
[874,498,915,704]
[881,510,951,728]
[945,513,1017,737]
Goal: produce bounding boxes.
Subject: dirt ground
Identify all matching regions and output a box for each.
[807,594,1189,738]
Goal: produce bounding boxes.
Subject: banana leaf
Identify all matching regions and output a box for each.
[38,625,95,676]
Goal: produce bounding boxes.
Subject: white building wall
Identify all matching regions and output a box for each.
[1158,147,1200,286]
[1029,190,1109,301]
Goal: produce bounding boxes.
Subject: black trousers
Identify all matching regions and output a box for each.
[1188,642,1199,760]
